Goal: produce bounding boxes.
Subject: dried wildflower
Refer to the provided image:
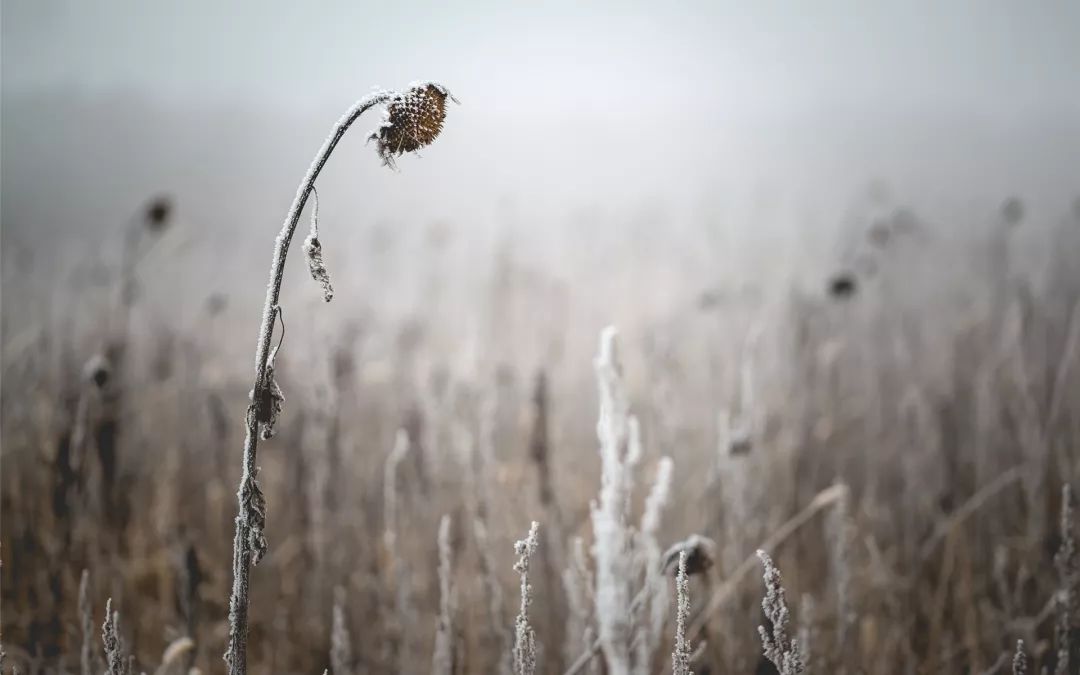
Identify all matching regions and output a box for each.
[827,273,857,300]
[226,81,454,675]
[671,552,694,675]
[662,535,716,577]
[102,599,127,675]
[242,472,268,566]
[144,195,173,232]
[757,550,805,675]
[369,83,457,168]
[303,187,334,302]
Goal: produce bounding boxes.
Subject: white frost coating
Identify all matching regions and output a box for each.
[513,521,540,675]
[431,515,455,675]
[591,326,634,675]
[633,456,673,675]
[671,552,694,675]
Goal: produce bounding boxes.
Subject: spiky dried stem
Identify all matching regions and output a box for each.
[431,515,455,675]
[513,521,541,675]
[757,550,804,675]
[671,552,694,675]
[102,598,126,675]
[224,90,395,675]
[1012,639,1027,675]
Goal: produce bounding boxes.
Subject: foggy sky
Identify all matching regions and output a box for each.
[5,1,1079,118]
[3,1,1079,284]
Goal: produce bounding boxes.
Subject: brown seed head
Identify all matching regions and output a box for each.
[370,82,457,167]
[144,195,173,232]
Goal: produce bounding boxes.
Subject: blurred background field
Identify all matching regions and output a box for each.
[3,2,1080,673]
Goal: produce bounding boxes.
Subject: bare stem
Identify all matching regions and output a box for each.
[224,91,392,675]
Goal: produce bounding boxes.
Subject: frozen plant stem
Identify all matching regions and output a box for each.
[224,84,454,675]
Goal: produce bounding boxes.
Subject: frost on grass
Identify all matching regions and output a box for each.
[591,326,635,675]
[671,552,694,675]
[635,456,674,674]
[431,515,455,675]
[513,521,540,675]
[757,550,805,675]
[102,599,128,675]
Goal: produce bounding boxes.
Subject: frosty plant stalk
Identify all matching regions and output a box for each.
[224,82,456,675]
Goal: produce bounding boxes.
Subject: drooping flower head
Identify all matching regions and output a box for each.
[369,82,458,168]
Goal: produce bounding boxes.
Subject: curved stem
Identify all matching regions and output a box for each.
[225,91,392,675]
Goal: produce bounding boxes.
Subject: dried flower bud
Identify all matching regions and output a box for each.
[83,354,112,390]
[369,83,457,168]
[242,472,268,565]
[662,534,716,577]
[302,188,333,302]
[144,195,173,232]
[828,273,857,300]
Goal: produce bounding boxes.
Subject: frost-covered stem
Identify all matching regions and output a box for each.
[102,599,126,675]
[224,91,392,675]
[671,552,694,675]
[635,457,673,675]
[757,551,804,675]
[432,515,455,675]
[592,327,634,675]
[330,586,352,675]
[514,521,541,675]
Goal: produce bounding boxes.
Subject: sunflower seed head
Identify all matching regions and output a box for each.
[369,82,457,168]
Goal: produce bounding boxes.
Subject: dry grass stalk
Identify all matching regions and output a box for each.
[154,637,195,675]
[78,570,95,675]
[330,586,352,675]
[102,599,127,675]
[591,326,635,675]
[756,550,804,675]
[431,514,455,675]
[513,521,540,675]
[671,552,694,675]
[1055,484,1076,675]
[635,456,674,675]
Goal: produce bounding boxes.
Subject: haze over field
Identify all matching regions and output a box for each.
[3,3,1080,674]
